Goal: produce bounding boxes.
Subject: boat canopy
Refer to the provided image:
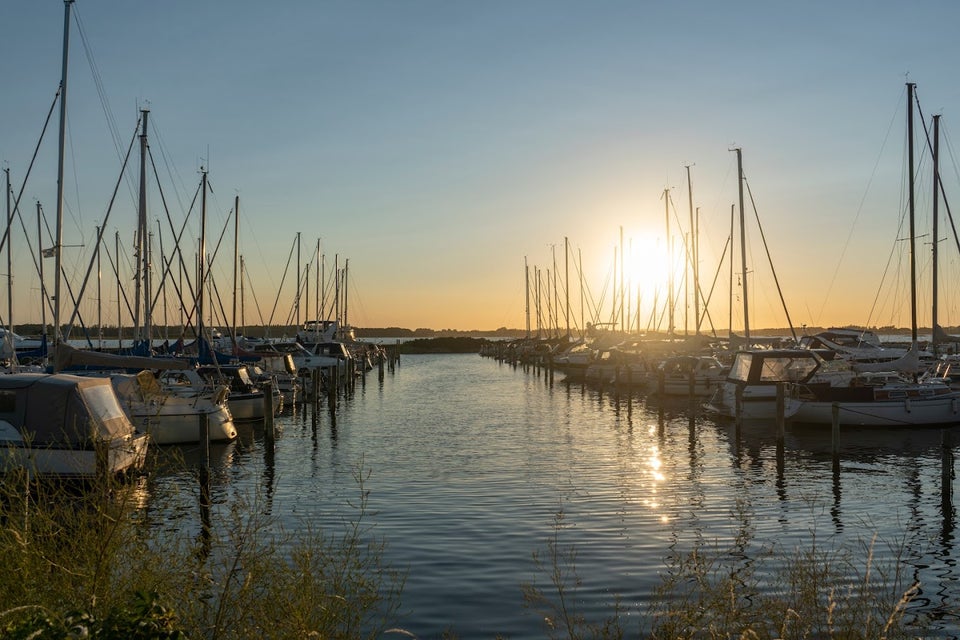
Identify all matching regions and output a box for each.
[0,373,134,446]
[728,349,823,384]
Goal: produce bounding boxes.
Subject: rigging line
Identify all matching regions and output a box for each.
[916,105,960,262]
[0,88,60,256]
[73,8,126,166]
[148,113,191,220]
[813,87,905,327]
[742,175,797,342]
[63,117,140,339]
[149,148,201,322]
[241,259,268,330]
[267,236,299,328]
[698,235,730,337]
[102,233,135,324]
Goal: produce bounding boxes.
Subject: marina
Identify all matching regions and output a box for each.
[133,351,958,638]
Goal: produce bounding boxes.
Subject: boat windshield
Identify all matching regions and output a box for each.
[730,352,820,383]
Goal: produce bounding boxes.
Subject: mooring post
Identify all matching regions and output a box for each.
[831,402,841,462]
[198,412,211,540]
[327,366,337,407]
[776,382,786,443]
[263,381,275,446]
[658,369,665,398]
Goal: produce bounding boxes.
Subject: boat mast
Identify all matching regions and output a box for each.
[38,203,48,349]
[343,258,349,339]
[728,203,734,337]
[96,225,102,350]
[564,237,571,339]
[932,113,941,354]
[736,148,750,342]
[5,169,11,345]
[52,0,73,356]
[232,194,239,347]
[907,82,918,348]
[663,190,674,336]
[524,257,531,339]
[135,109,150,347]
[116,230,122,346]
[295,231,301,328]
[198,168,207,342]
[686,164,700,336]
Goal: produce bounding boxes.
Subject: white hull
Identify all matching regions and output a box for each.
[0,433,148,480]
[227,390,281,421]
[793,395,960,427]
[705,384,804,420]
[134,406,237,445]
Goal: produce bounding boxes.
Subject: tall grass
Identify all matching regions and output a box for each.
[0,460,405,639]
[523,500,929,640]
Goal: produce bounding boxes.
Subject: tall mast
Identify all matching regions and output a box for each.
[932,113,941,354]
[116,230,122,346]
[524,257,530,338]
[53,0,74,354]
[38,203,47,346]
[315,238,320,326]
[136,109,150,346]
[736,148,750,342]
[663,189,674,336]
[907,82,918,347]
[728,203,734,337]
[232,194,239,346]
[295,231,301,328]
[5,169,11,343]
[686,164,700,336]
[564,237,570,339]
[198,168,208,341]
[342,258,349,339]
[240,254,246,336]
[96,225,102,350]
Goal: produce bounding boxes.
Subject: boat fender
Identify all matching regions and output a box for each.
[953,397,958,414]
[904,397,911,413]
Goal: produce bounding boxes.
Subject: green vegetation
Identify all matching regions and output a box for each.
[523,502,927,639]
[0,463,405,639]
[399,337,491,354]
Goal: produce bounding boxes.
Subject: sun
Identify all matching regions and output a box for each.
[622,231,672,297]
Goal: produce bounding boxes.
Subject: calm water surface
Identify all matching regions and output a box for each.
[143,353,960,638]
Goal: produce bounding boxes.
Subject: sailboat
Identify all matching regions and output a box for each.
[791,83,960,427]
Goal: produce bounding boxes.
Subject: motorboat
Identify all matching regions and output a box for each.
[704,349,824,420]
[160,365,280,421]
[0,373,148,480]
[652,354,728,397]
[109,371,237,445]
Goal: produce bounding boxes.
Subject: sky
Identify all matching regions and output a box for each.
[4,1,960,335]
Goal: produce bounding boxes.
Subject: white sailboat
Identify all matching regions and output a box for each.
[791,83,960,427]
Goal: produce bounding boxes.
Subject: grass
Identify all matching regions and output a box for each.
[0,460,406,639]
[522,499,930,640]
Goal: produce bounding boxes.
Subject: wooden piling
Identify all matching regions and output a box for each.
[775,382,785,443]
[263,381,275,446]
[831,402,840,460]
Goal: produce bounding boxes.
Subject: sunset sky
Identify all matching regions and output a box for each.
[4,1,960,335]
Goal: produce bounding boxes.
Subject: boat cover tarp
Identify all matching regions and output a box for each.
[0,373,134,446]
[55,343,190,372]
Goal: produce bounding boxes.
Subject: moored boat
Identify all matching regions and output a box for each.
[0,373,148,480]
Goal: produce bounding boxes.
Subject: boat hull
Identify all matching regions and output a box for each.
[793,395,960,427]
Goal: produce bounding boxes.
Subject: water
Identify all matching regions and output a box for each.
[141,354,960,638]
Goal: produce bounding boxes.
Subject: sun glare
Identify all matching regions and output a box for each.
[622,231,672,296]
